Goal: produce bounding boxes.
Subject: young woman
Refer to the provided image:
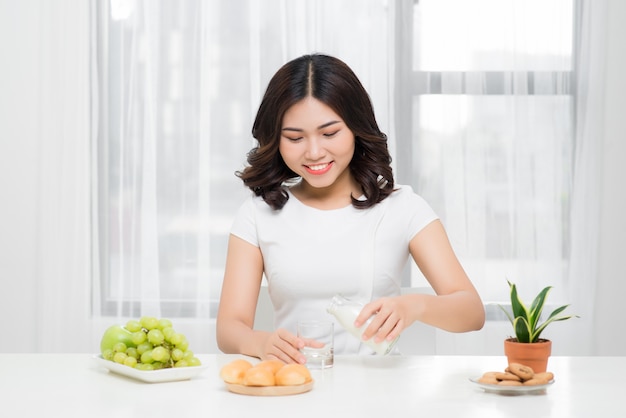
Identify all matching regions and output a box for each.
[216,54,485,364]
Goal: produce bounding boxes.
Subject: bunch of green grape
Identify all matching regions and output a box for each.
[101,316,201,370]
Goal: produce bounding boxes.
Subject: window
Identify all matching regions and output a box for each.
[405,0,575,304]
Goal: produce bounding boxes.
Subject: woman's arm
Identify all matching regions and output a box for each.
[216,234,305,362]
[216,234,265,356]
[357,220,485,343]
[406,219,485,332]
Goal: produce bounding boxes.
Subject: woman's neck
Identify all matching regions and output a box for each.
[290,175,362,210]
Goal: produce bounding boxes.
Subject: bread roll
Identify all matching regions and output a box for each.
[256,359,285,374]
[243,366,276,386]
[219,359,253,384]
[275,364,312,386]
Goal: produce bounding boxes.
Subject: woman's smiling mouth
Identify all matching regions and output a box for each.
[304,162,333,175]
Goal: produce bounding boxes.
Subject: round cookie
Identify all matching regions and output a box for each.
[495,371,522,382]
[523,377,550,386]
[508,363,534,381]
[534,371,554,381]
[478,371,499,385]
[498,379,523,386]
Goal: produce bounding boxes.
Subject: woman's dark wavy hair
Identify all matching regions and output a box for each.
[236,53,394,210]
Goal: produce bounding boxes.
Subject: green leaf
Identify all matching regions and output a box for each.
[545,304,572,321]
[498,304,515,326]
[532,314,578,342]
[528,286,552,332]
[513,316,531,343]
[508,280,530,323]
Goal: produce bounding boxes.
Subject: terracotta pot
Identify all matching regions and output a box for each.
[503,338,552,373]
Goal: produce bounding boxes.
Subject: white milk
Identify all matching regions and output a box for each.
[327,294,398,355]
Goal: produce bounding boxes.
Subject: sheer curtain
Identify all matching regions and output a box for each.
[566,0,607,354]
[30,0,92,352]
[408,0,603,354]
[92,0,396,351]
[92,0,605,355]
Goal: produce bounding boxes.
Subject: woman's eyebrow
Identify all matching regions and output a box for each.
[282,120,341,132]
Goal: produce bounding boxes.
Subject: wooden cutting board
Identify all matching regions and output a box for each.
[225,381,314,396]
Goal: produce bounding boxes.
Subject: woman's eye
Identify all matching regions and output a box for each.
[285,136,303,142]
[323,131,339,137]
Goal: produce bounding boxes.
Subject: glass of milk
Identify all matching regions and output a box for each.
[297,320,334,369]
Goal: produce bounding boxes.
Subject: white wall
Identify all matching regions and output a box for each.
[1,0,624,355]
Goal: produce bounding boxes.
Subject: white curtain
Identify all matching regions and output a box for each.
[92,0,396,351]
[2,0,93,352]
[91,0,605,355]
[566,0,607,354]
[410,0,604,355]
[411,0,574,300]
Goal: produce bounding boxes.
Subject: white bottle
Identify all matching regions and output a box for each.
[327,294,399,355]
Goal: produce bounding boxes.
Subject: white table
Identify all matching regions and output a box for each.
[1,354,623,417]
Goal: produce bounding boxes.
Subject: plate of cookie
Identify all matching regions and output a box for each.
[470,363,555,395]
[469,377,554,395]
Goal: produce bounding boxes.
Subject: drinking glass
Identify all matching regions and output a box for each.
[297,320,334,369]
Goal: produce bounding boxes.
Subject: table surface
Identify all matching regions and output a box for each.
[1,354,623,418]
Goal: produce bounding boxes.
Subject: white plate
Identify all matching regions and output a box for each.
[93,354,209,383]
[469,377,555,395]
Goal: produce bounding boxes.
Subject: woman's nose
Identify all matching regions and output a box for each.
[305,137,325,159]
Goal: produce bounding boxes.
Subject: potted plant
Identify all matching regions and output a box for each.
[499,280,578,372]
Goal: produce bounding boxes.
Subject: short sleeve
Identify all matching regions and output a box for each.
[230,195,259,247]
[396,185,439,242]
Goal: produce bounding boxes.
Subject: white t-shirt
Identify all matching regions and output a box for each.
[230,184,438,354]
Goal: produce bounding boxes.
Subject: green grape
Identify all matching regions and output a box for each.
[131,330,147,345]
[170,333,184,346]
[125,347,139,359]
[112,342,127,353]
[174,359,189,368]
[162,326,175,342]
[136,342,153,355]
[183,350,194,360]
[171,348,184,362]
[152,361,165,370]
[135,363,154,371]
[113,352,127,364]
[123,356,137,368]
[140,350,154,364]
[187,357,202,367]
[147,329,165,345]
[158,318,173,330]
[102,348,114,361]
[125,320,142,333]
[151,346,170,363]
[177,338,189,351]
[140,316,159,330]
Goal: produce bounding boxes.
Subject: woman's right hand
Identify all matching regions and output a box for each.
[260,328,307,364]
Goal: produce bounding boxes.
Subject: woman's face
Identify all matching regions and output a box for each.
[279,97,356,192]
